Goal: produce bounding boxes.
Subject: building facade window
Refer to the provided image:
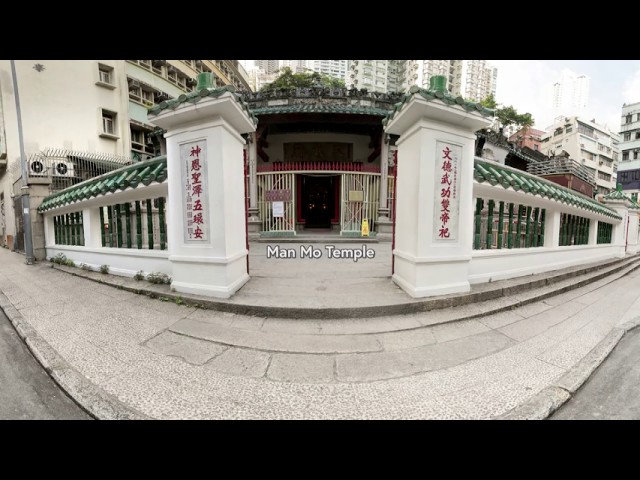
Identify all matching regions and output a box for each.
[577,123,595,138]
[623,151,629,161]
[96,63,116,89]
[99,67,111,84]
[624,132,631,141]
[101,110,117,137]
[626,114,633,124]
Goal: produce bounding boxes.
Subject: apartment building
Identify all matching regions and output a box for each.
[540,116,619,195]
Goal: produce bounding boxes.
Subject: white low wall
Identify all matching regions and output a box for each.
[469,244,625,284]
[46,245,170,278]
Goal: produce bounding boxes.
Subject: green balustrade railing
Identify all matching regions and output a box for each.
[597,221,613,244]
[53,211,84,246]
[97,197,168,250]
[558,213,591,246]
[472,198,546,250]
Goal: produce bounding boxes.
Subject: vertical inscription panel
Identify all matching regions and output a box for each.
[433,141,461,242]
[181,140,210,243]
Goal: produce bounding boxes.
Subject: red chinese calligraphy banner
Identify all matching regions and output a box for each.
[180,140,210,243]
[433,141,461,241]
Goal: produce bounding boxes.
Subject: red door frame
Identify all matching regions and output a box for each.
[391,150,398,275]
[243,149,249,274]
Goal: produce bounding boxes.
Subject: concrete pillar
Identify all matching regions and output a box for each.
[27,184,51,261]
[589,218,598,245]
[545,209,561,247]
[628,210,640,254]
[148,73,256,298]
[384,80,493,298]
[602,202,629,258]
[43,214,55,249]
[83,207,103,248]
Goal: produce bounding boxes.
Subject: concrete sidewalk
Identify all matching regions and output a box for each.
[1,246,640,419]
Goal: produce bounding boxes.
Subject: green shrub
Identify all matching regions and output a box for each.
[52,253,67,265]
[64,258,75,267]
[134,270,145,281]
[100,264,110,274]
[80,263,92,271]
[146,272,171,284]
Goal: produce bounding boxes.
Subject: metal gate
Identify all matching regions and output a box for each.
[340,173,380,234]
[257,172,296,233]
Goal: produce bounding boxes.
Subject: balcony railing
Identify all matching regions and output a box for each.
[526,156,596,186]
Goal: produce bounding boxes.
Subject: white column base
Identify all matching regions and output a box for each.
[392,252,471,297]
[169,252,249,299]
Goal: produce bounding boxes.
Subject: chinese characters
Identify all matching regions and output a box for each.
[182,141,209,241]
[435,143,460,241]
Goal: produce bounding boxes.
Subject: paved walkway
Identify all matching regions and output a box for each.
[551,327,640,420]
[1,247,640,419]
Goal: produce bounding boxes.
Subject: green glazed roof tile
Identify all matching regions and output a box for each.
[474,158,621,221]
[147,85,258,126]
[250,104,390,116]
[38,156,168,213]
[383,85,494,126]
[602,187,640,208]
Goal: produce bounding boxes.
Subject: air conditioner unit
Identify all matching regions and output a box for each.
[29,159,47,176]
[52,161,74,178]
[128,79,140,89]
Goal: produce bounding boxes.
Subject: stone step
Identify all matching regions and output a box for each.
[52,251,640,320]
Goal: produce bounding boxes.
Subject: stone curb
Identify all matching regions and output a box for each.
[497,386,571,420]
[50,254,640,321]
[0,292,151,421]
[495,316,640,420]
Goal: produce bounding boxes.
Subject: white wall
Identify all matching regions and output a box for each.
[47,245,170,277]
[469,244,624,284]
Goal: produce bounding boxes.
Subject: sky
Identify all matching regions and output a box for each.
[241,60,640,133]
[489,60,640,133]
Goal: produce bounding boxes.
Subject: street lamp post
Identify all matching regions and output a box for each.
[10,60,35,265]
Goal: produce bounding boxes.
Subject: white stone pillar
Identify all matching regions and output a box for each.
[384,81,493,298]
[83,207,103,248]
[602,201,629,258]
[589,218,598,245]
[44,214,55,247]
[544,209,561,247]
[149,75,256,298]
[627,210,640,254]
